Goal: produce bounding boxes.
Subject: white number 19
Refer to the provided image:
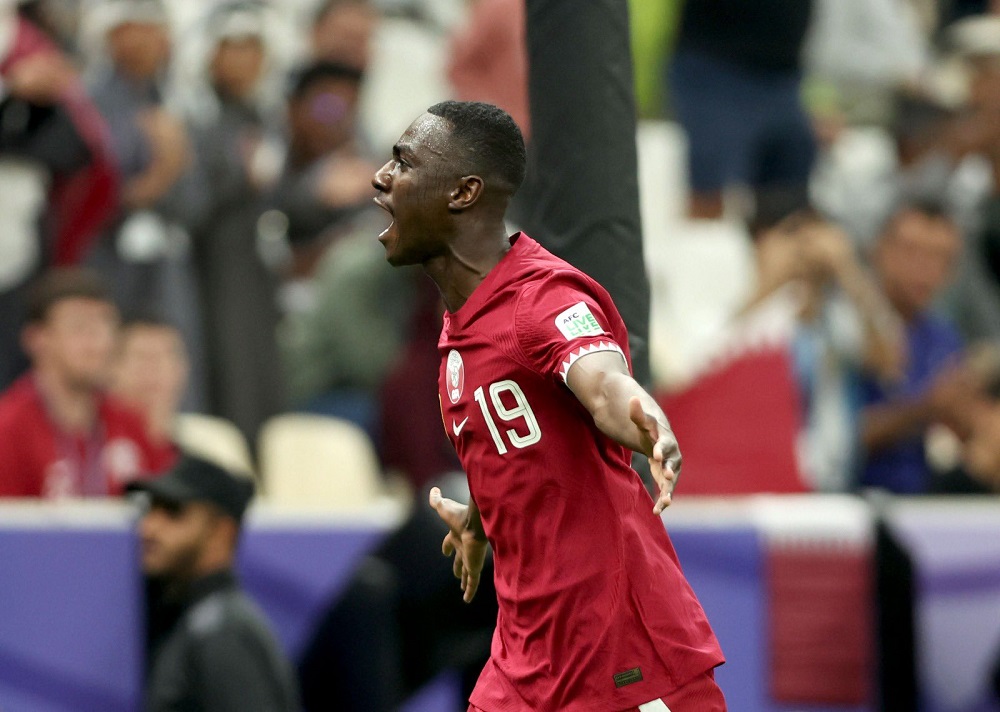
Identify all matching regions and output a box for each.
[473,380,542,454]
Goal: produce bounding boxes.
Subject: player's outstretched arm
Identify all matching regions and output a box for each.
[429,487,489,603]
[566,351,681,514]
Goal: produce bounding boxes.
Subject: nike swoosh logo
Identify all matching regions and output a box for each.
[452,416,469,436]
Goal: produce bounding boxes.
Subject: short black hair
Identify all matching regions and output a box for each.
[120,313,182,334]
[880,196,955,238]
[26,268,114,324]
[426,100,526,195]
[746,184,814,240]
[289,60,363,99]
[314,0,370,22]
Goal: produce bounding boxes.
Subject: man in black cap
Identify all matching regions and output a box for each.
[129,455,299,712]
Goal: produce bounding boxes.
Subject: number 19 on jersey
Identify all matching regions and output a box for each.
[473,380,542,454]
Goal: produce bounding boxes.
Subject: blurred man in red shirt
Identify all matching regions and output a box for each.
[0,268,174,498]
[110,316,188,459]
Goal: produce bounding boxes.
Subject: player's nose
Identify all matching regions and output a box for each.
[373,160,393,192]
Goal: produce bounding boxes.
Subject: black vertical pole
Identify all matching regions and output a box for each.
[517,0,652,388]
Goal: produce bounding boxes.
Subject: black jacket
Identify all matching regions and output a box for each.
[146,570,299,712]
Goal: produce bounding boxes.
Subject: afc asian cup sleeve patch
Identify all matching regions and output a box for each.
[515,278,630,382]
[554,302,604,340]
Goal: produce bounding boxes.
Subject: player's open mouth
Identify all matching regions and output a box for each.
[373,196,394,240]
[373,195,393,215]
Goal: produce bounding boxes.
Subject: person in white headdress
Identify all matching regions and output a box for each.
[82,0,209,411]
[183,1,288,447]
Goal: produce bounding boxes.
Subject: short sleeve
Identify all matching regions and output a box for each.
[514,277,628,382]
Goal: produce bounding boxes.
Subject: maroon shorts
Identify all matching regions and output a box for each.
[467,668,727,712]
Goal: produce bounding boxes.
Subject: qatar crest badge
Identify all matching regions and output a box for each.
[446,349,465,404]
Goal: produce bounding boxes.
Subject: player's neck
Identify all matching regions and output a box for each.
[34,367,100,435]
[426,225,511,312]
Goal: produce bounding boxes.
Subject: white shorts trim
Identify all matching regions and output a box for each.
[638,699,671,712]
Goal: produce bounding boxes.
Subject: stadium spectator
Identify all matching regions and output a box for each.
[810,90,964,250]
[941,0,1000,25]
[0,6,118,390]
[741,191,905,492]
[186,2,286,446]
[319,0,451,158]
[298,473,496,712]
[15,0,84,52]
[278,217,417,436]
[859,200,981,493]
[269,60,402,432]
[927,347,1000,492]
[83,0,208,410]
[0,268,174,498]
[669,0,817,219]
[941,399,1000,491]
[804,0,928,125]
[936,15,1000,343]
[268,60,376,276]
[446,0,529,137]
[311,0,376,72]
[377,278,460,489]
[110,316,187,456]
[131,455,298,712]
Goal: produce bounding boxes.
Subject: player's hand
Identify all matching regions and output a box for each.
[316,155,380,208]
[429,487,488,603]
[6,53,76,105]
[628,397,681,515]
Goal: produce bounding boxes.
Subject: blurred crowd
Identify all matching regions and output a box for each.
[655,0,1000,500]
[0,0,997,508]
[0,0,468,499]
[2,0,1000,708]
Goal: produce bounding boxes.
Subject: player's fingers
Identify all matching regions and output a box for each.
[653,484,672,515]
[429,487,443,512]
[442,531,455,557]
[464,570,480,603]
[649,457,669,489]
[429,487,467,534]
[662,462,677,487]
[453,551,464,580]
[649,463,668,513]
[652,464,676,514]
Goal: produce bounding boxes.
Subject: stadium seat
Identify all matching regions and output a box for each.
[257,413,387,510]
[173,413,255,477]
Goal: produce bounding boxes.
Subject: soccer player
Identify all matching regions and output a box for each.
[372,101,725,711]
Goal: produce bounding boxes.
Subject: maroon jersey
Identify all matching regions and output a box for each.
[438,234,723,711]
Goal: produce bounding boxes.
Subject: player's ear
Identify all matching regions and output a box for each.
[449,175,484,211]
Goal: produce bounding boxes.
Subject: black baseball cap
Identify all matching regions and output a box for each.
[128,455,255,522]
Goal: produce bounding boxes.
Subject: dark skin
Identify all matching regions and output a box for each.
[372,113,680,602]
